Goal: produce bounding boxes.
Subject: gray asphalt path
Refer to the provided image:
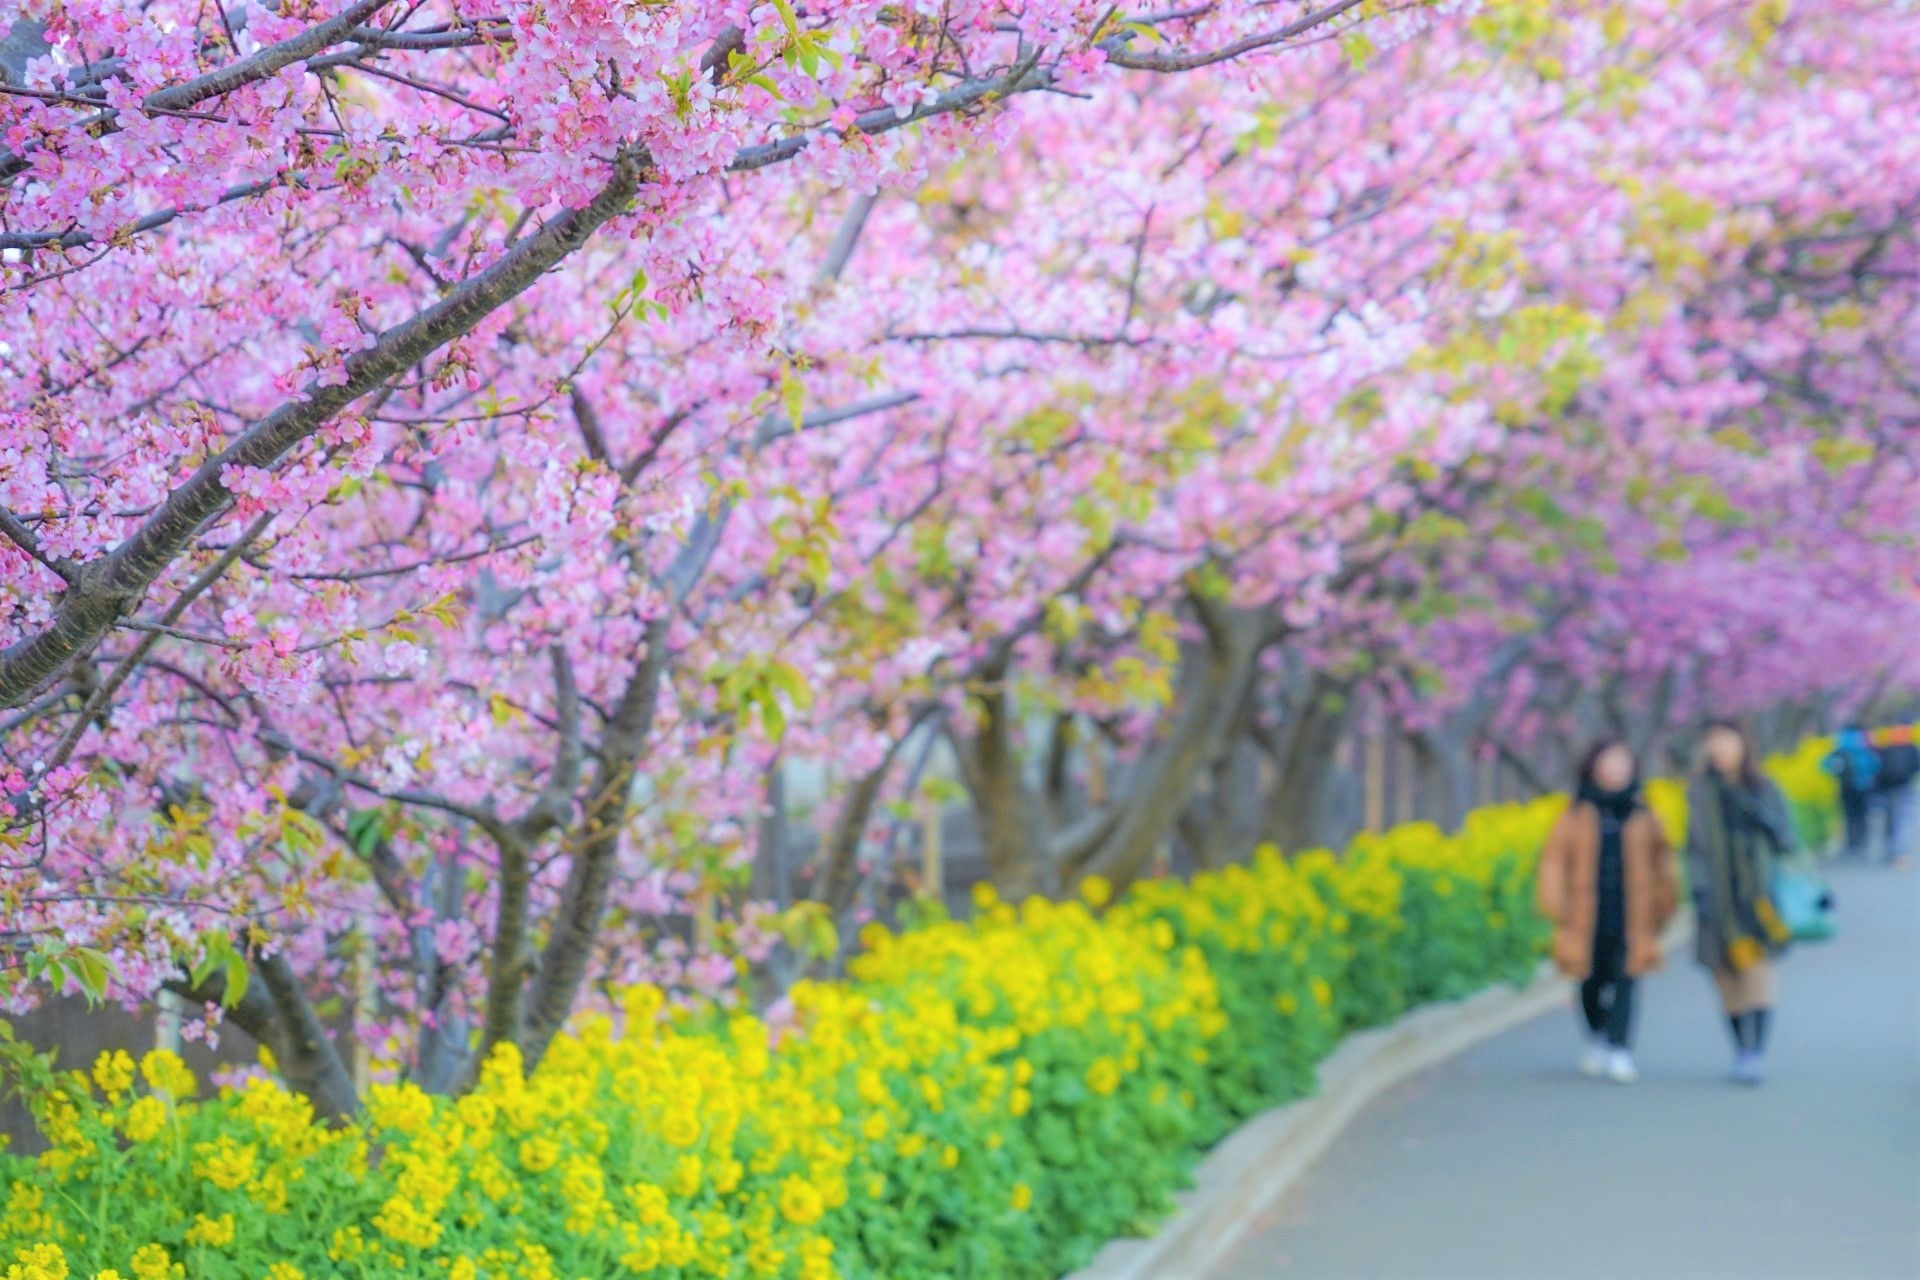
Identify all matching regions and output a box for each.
[1209,862,1920,1280]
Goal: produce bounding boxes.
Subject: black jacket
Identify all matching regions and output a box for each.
[1878,742,1920,790]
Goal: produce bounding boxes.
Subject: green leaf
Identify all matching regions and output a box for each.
[780,365,806,433]
[1568,516,1609,555]
[67,948,112,1006]
[761,697,788,743]
[222,949,251,1007]
[767,660,815,710]
[191,934,252,1007]
[346,808,384,856]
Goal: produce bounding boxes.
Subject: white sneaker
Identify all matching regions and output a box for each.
[1605,1050,1638,1084]
[1580,1041,1607,1077]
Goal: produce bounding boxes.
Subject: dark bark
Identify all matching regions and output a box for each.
[950,665,1057,902]
[412,847,472,1094]
[1260,678,1356,851]
[521,618,667,1069]
[1042,712,1076,827]
[1182,731,1265,870]
[1066,601,1270,894]
[161,971,280,1062]
[1407,730,1476,831]
[478,832,533,1062]
[166,951,355,1121]
[815,740,907,930]
[254,952,358,1120]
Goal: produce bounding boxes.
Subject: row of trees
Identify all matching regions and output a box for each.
[2,0,1916,1114]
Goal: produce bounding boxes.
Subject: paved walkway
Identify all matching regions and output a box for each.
[1209,862,1920,1280]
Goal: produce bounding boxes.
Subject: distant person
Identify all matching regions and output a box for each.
[1537,739,1676,1084]
[1872,726,1917,868]
[1824,725,1882,859]
[1688,720,1797,1086]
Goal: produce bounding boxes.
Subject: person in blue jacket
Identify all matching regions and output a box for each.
[1824,726,1882,859]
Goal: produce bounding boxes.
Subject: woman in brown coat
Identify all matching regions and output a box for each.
[1537,740,1678,1084]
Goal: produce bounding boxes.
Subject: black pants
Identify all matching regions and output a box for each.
[1580,931,1635,1049]
[1842,788,1871,857]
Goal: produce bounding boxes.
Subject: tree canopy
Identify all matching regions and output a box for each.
[2,0,1914,1109]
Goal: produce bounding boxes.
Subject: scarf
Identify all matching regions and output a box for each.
[1577,779,1640,821]
[1690,774,1790,971]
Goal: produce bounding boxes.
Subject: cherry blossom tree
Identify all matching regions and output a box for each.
[2,0,1916,1113]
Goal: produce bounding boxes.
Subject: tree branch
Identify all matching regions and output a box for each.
[254,948,358,1119]
[513,645,582,842]
[0,148,648,710]
[0,507,70,581]
[519,615,669,1067]
[1108,0,1371,71]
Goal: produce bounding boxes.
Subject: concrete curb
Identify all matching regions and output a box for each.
[1066,919,1696,1280]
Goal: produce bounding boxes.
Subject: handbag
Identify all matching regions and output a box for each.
[1772,862,1837,943]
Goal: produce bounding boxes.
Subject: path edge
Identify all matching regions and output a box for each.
[1066,919,1695,1280]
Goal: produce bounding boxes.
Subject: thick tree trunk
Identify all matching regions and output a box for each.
[1260,678,1355,852]
[1493,737,1557,797]
[479,832,534,1062]
[1174,662,1275,871]
[413,848,473,1095]
[522,620,667,1071]
[256,952,359,1120]
[1407,730,1476,831]
[814,742,906,933]
[167,954,356,1121]
[1066,603,1269,895]
[1183,732,1266,869]
[951,667,1057,902]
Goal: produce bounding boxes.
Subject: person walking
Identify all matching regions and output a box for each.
[1688,720,1797,1086]
[1537,740,1676,1085]
[1871,725,1918,868]
[1824,725,1882,859]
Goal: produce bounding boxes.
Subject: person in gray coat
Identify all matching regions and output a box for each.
[1686,720,1797,1086]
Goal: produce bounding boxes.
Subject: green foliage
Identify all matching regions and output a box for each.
[0,756,1841,1280]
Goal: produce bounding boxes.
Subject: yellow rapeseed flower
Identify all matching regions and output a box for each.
[91,1050,135,1100]
[138,1051,196,1100]
[4,1243,67,1280]
[1084,1058,1121,1097]
[192,1137,257,1191]
[778,1176,825,1226]
[365,1083,434,1136]
[672,1154,702,1198]
[621,1238,662,1273]
[127,1245,174,1280]
[517,1136,559,1173]
[121,1096,168,1143]
[661,1110,701,1148]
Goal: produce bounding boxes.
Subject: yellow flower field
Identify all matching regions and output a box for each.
[0,751,1833,1280]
